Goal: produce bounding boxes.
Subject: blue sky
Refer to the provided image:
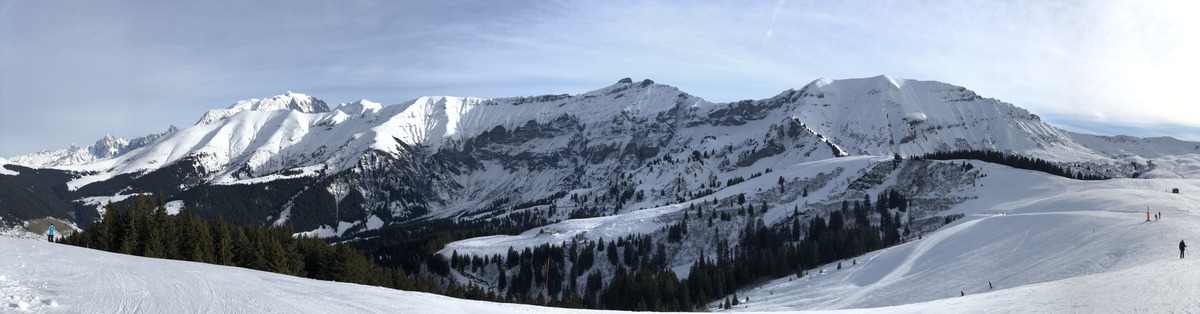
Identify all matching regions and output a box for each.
[1,0,1197,157]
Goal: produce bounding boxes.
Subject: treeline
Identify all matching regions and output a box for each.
[358,209,559,281]
[920,150,1107,180]
[59,193,499,301]
[450,192,912,311]
[57,189,926,312]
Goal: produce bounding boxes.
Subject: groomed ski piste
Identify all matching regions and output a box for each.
[4,159,1200,313]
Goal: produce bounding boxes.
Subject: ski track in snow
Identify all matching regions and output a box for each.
[822,217,984,310]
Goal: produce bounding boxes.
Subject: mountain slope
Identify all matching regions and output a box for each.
[4,76,1199,238]
[437,156,1200,311]
[4,165,1199,313]
[731,164,1200,310]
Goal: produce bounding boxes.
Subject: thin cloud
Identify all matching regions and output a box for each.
[2,0,1199,156]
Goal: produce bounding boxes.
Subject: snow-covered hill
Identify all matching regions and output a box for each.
[4,76,1199,238]
[440,156,1200,311]
[729,162,1200,311]
[0,236,627,313]
[4,161,1199,312]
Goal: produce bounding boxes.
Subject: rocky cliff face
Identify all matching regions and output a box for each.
[4,76,1198,235]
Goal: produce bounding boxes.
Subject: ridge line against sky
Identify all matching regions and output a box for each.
[1,0,1198,157]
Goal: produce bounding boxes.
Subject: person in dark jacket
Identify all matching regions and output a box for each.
[1181,240,1187,259]
[47,224,56,242]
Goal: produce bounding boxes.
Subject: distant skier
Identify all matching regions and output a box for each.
[960,291,964,297]
[1181,240,1188,259]
[47,224,55,242]
[989,281,993,289]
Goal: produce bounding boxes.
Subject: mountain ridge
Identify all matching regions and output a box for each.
[2,75,1198,235]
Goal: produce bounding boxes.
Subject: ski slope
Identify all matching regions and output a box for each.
[725,163,1200,312]
[440,158,1200,312]
[0,236,640,314]
[3,166,1200,313]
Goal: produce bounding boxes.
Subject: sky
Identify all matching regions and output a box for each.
[1,0,1198,157]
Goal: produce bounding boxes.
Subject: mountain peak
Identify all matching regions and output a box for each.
[228,91,330,114]
[198,92,331,125]
[612,77,657,88]
[807,75,910,91]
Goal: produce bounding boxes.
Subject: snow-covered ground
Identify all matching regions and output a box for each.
[0,236,641,313]
[0,158,16,176]
[5,169,1200,314]
[27,159,1183,313]
[723,164,1200,312]
[440,158,1200,312]
[3,166,1200,312]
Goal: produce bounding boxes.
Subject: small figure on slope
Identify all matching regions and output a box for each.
[1181,240,1187,259]
[47,224,55,242]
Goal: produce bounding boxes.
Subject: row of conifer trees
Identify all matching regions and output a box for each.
[59,193,500,300]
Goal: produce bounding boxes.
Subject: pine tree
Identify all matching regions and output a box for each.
[118,199,142,255]
[498,265,507,293]
[155,200,177,259]
[190,216,216,264]
[90,202,118,251]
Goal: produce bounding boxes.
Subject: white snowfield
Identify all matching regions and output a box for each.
[5,173,1200,313]
[728,163,1200,312]
[441,160,1200,312]
[3,163,1196,313]
[0,236,635,314]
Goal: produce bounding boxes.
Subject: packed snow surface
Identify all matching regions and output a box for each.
[5,168,1200,313]
[443,159,1200,312]
[0,237,637,314]
[722,163,1200,312]
[4,163,1200,313]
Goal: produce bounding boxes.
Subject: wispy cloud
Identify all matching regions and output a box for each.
[1,0,1198,156]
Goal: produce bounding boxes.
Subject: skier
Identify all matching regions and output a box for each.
[47,224,55,242]
[1181,240,1187,259]
[989,281,993,289]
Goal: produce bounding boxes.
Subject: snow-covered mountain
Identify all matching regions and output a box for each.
[7,128,178,169]
[6,75,1200,312]
[4,75,1198,236]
